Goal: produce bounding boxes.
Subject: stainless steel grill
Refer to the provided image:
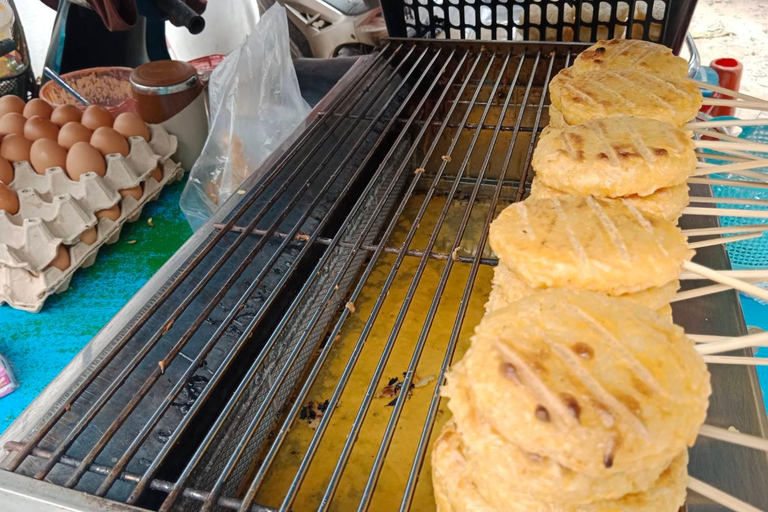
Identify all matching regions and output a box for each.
[2,39,767,512]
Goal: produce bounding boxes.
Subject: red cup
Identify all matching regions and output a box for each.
[709,58,743,117]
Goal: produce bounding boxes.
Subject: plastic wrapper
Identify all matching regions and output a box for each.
[180,4,311,231]
[0,353,18,398]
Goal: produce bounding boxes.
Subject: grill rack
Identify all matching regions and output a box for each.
[1,39,767,512]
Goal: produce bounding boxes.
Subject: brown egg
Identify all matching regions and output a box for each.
[30,139,68,175]
[0,113,27,136]
[0,134,32,163]
[91,127,129,157]
[51,104,82,127]
[0,156,13,184]
[65,142,106,181]
[24,99,54,119]
[47,244,70,271]
[151,166,163,182]
[81,105,113,130]
[58,122,93,150]
[119,184,143,200]
[0,95,25,117]
[24,116,60,141]
[113,112,150,141]
[0,182,19,214]
[95,204,120,220]
[80,226,98,245]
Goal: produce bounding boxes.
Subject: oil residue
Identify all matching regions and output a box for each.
[252,195,495,512]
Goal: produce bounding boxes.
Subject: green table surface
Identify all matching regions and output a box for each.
[0,177,192,432]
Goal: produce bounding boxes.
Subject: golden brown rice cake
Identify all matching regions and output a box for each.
[432,419,690,512]
[489,196,693,296]
[528,179,690,223]
[549,68,702,126]
[532,116,696,198]
[443,290,710,476]
[571,40,689,80]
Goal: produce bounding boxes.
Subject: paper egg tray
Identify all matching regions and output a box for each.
[0,124,183,312]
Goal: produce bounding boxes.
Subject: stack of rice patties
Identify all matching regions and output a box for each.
[548,39,701,129]
[485,195,692,317]
[530,116,697,222]
[432,289,711,512]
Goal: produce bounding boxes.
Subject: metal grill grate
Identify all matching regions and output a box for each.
[2,39,767,512]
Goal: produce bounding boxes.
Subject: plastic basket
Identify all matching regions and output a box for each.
[382,0,697,51]
[704,117,768,276]
[0,0,36,101]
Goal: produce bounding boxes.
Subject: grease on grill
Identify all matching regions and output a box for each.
[172,374,210,414]
[375,373,436,406]
[299,399,330,429]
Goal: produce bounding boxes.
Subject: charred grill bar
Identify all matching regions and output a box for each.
[1,39,767,512]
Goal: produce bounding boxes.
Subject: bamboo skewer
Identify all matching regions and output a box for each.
[688,477,763,512]
[693,167,768,181]
[688,232,763,250]
[681,261,768,302]
[695,152,756,163]
[690,118,768,129]
[689,177,768,191]
[695,330,768,355]
[698,424,768,452]
[680,268,768,280]
[688,334,730,343]
[683,206,768,219]
[683,224,768,236]
[689,196,768,207]
[693,128,755,146]
[674,283,752,303]
[700,98,768,111]
[690,79,768,104]
[695,140,768,153]
[704,356,768,366]
[693,158,768,177]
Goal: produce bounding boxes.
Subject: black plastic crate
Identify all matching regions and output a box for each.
[381,0,697,52]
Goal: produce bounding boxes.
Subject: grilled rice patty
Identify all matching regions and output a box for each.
[571,39,689,80]
[549,68,702,127]
[532,116,696,198]
[443,290,710,476]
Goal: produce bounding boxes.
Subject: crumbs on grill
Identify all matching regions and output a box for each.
[299,399,330,429]
[375,373,436,406]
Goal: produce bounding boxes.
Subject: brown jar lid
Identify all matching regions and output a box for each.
[131,60,199,95]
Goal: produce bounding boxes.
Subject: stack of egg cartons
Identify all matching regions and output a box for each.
[0,95,183,312]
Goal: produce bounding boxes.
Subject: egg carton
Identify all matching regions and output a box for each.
[0,157,183,312]
[0,124,177,273]
[0,125,183,312]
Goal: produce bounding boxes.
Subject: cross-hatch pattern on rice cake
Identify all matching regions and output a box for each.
[549,69,702,127]
[488,196,693,295]
[571,39,690,80]
[532,116,696,198]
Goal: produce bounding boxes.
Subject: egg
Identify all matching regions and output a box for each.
[51,104,82,127]
[65,142,106,181]
[0,156,13,184]
[119,184,143,200]
[95,204,120,220]
[0,134,32,163]
[151,166,163,182]
[47,244,70,271]
[0,95,25,117]
[58,122,93,150]
[0,113,27,136]
[81,105,113,130]
[80,227,97,245]
[113,112,150,141]
[0,182,19,214]
[24,98,54,119]
[30,139,68,175]
[91,127,129,157]
[24,116,60,141]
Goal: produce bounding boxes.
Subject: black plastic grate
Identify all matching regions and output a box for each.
[381,0,698,52]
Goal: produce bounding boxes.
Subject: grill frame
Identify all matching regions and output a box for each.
[1,38,767,512]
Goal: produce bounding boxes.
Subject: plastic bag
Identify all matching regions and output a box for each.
[180,4,311,231]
